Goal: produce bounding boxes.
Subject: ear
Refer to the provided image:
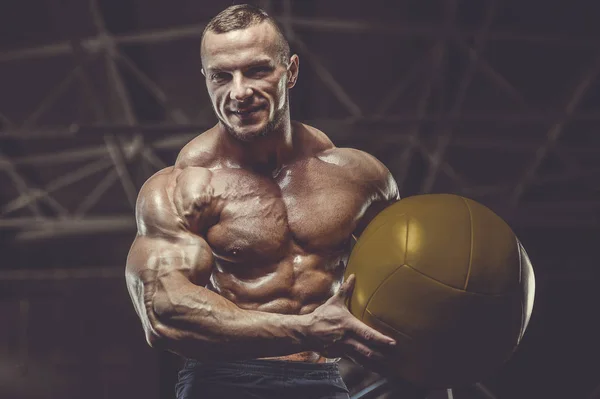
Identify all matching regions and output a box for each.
[286,54,299,89]
[201,68,206,77]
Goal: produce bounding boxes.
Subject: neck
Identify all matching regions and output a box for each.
[221,118,295,174]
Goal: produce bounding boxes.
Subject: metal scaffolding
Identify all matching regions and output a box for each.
[1,0,598,236]
[0,10,598,220]
[0,1,598,398]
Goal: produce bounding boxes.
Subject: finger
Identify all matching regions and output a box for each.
[342,338,396,377]
[352,322,396,347]
[343,337,385,362]
[337,274,356,300]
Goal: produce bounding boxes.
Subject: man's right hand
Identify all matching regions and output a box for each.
[305,274,397,368]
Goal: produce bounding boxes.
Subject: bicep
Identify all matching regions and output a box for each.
[129,166,215,285]
[127,233,214,290]
[126,168,215,327]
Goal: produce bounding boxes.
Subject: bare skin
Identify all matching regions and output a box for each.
[125,21,400,367]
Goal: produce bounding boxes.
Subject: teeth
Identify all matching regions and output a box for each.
[233,107,261,115]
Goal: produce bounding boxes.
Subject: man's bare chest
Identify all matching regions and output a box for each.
[205,160,369,261]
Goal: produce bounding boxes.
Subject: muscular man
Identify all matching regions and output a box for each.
[126,4,414,399]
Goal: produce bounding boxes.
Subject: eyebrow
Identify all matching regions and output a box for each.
[206,59,274,74]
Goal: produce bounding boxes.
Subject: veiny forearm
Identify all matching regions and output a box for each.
[150,274,314,361]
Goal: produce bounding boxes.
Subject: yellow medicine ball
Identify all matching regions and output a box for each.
[345,194,535,388]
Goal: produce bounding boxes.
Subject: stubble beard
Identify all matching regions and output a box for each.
[219,95,289,143]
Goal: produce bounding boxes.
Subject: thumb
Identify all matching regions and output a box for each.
[337,274,356,301]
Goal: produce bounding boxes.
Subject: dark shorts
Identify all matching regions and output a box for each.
[175,358,350,399]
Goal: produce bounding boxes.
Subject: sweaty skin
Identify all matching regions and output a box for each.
[126,123,398,363]
[125,20,400,366]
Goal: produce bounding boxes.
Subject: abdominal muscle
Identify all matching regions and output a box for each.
[208,251,347,363]
[254,299,332,363]
[255,298,336,363]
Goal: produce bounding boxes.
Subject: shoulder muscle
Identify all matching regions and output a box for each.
[136,166,215,236]
[318,148,399,201]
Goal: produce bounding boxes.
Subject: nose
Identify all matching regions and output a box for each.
[230,74,253,102]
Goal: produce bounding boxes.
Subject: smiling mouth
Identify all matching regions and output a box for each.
[231,106,265,117]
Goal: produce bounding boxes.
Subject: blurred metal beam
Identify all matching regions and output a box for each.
[5,145,108,167]
[375,50,433,116]
[1,201,597,238]
[9,111,600,139]
[450,135,599,153]
[3,128,600,171]
[426,390,452,399]
[74,168,119,216]
[70,39,124,218]
[393,47,441,190]
[0,150,68,217]
[0,152,43,216]
[116,51,190,123]
[474,383,498,399]
[71,39,108,121]
[103,135,138,208]
[1,157,113,216]
[90,11,170,186]
[2,18,598,63]
[141,147,167,170]
[19,64,83,129]
[462,166,600,197]
[0,267,124,281]
[90,0,140,209]
[393,0,456,191]
[510,52,600,207]
[0,265,589,283]
[292,37,363,117]
[0,214,134,235]
[416,143,470,189]
[350,378,388,399]
[421,0,497,194]
[281,0,294,42]
[0,41,74,63]
[451,34,528,110]
[291,18,600,48]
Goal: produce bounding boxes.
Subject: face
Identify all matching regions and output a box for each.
[201,22,299,142]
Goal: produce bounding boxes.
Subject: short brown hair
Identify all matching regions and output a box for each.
[201,4,291,65]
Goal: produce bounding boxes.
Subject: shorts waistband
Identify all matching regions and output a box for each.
[182,358,341,380]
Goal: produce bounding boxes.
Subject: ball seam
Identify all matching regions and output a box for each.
[461,196,474,291]
[361,263,405,321]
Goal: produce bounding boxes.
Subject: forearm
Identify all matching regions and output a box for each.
[150,278,314,361]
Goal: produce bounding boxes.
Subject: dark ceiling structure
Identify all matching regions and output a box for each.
[0,1,599,398]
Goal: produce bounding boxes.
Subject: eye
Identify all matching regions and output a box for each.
[210,72,230,83]
[247,66,272,78]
